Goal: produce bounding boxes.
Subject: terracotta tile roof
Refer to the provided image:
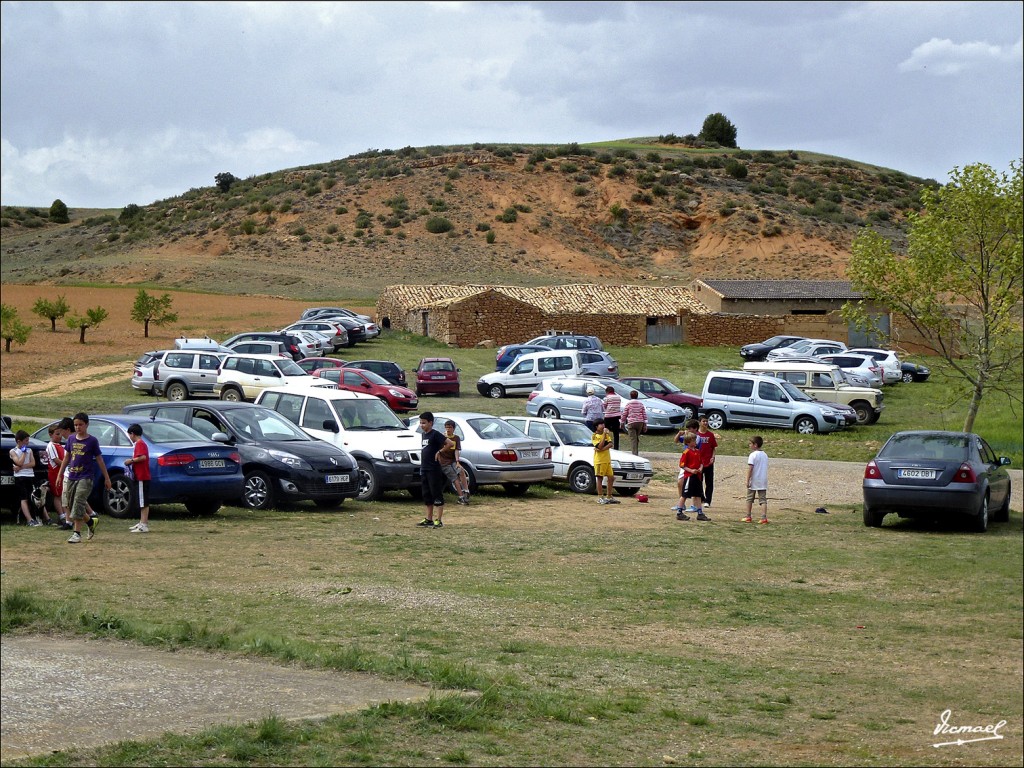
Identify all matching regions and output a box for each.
[695,279,862,300]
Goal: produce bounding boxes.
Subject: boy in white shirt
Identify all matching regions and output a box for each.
[742,435,769,524]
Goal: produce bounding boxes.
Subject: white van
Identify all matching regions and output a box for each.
[742,361,884,424]
[475,350,598,398]
[700,370,848,434]
[254,386,421,502]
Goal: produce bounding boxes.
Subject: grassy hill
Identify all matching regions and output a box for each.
[0,139,936,301]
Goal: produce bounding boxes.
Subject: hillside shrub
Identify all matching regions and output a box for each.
[574,185,589,197]
[486,230,496,244]
[49,199,69,223]
[498,208,518,223]
[425,216,453,234]
[725,160,748,179]
[476,222,491,232]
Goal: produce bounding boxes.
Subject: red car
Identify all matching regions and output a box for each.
[414,357,461,397]
[313,367,419,413]
[618,376,702,421]
[296,357,348,374]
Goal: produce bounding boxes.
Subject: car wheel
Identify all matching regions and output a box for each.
[681,406,695,422]
[503,482,530,496]
[971,494,989,533]
[356,459,382,502]
[166,382,188,401]
[568,464,596,494]
[993,480,1011,523]
[863,504,885,527]
[185,499,221,516]
[705,411,726,430]
[242,470,275,510]
[221,387,243,402]
[794,416,818,435]
[103,473,135,519]
[314,497,344,509]
[866,411,882,425]
[901,371,914,383]
[851,401,872,425]
[538,405,561,420]
[487,383,506,399]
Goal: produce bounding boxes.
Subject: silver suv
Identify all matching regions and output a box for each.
[152,350,228,401]
[526,333,604,351]
[701,370,848,434]
[526,376,690,431]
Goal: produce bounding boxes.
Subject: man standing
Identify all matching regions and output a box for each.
[416,412,448,529]
[57,412,111,543]
[622,390,648,456]
[602,385,622,450]
[581,387,604,432]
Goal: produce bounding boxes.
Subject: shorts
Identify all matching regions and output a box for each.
[14,475,34,502]
[63,477,95,521]
[681,473,702,499]
[593,459,613,478]
[441,463,461,484]
[136,479,151,510]
[420,469,445,507]
[746,488,768,505]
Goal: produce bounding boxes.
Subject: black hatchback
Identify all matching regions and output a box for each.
[123,401,360,510]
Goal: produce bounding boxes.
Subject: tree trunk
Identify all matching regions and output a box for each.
[962,380,985,432]
[144,320,150,338]
[4,338,10,352]
[50,318,56,331]
[79,326,87,344]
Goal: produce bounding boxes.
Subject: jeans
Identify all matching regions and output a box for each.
[626,423,644,455]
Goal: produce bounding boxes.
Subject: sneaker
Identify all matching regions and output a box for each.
[432,520,443,528]
[606,497,621,504]
[416,518,434,527]
[696,512,711,521]
[676,511,690,521]
[27,519,43,527]
[741,517,753,523]
[598,497,609,504]
[686,506,699,514]
[130,524,149,533]
[86,516,98,540]
[67,532,82,544]
[671,506,684,512]
[758,518,770,525]
[704,502,711,509]
[456,496,468,505]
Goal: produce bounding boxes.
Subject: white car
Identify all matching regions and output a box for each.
[214,353,331,402]
[505,417,653,496]
[846,348,902,385]
[766,338,847,362]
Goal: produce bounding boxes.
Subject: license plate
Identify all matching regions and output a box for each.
[1,475,13,485]
[326,474,350,484]
[897,469,936,479]
[625,472,644,480]
[431,375,446,380]
[519,450,539,458]
[199,459,225,468]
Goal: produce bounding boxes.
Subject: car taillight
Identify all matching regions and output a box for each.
[159,454,196,466]
[527,391,539,402]
[288,344,299,353]
[952,463,977,483]
[864,460,880,479]
[492,449,518,462]
[229,452,241,464]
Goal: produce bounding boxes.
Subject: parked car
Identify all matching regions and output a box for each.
[225,340,290,358]
[619,377,702,421]
[494,344,550,371]
[900,361,931,383]
[739,335,806,362]
[700,370,848,434]
[131,349,172,394]
[862,430,1012,532]
[344,360,407,387]
[174,337,233,353]
[282,321,349,352]
[301,306,373,323]
[2,416,49,517]
[214,353,327,402]
[477,350,612,399]
[316,315,366,345]
[817,353,883,388]
[255,386,421,501]
[766,338,847,362]
[296,357,348,375]
[742,361,884,424]
[222,332,307,361]
[292,330,327,357]
[414,357,461,397]
[416,412,554,496]
[124,402,358,510]
[313,367,419,413]
[526,377,690,431]
[505,417,653,496]
[31,415,243,518]
[151,350,229,401]
[846,348,902,385]
[525,333,604,351]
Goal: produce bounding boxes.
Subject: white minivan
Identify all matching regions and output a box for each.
[255,386,422,502]
[475,350,600,398]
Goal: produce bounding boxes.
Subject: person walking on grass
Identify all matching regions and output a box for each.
[743,435,769,524]
[603,385,622,450]
[58,417,97,529]
[44,423,69,527]
[622,390,647,456]
[416,412,448,529]
[10,430,43,527]
[57,413,111,543]
[591,419,618,504]
[696,415,720,509]
[125,424,152,533]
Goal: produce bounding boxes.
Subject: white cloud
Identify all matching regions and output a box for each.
[899,35,1024,75]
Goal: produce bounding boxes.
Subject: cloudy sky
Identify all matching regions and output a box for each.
[2,1,1021,209]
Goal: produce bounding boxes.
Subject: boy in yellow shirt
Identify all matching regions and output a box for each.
[591,419,618,504]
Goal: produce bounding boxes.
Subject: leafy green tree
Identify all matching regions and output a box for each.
[32,294,70,331]
[66,306,109,344]
[845,160,1023,431]
[119,203,142,223]
[130,289,178,337]
[699,112,738,148]
[49,199,69,223]
[1,304,31,352]
[215,172,238,193]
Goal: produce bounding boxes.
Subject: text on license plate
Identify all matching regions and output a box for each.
[431,375,447,380]
[625,472,644,480]
[519,450,539,458]
[0,475,13,485]
[897,469,936,479]
[199,459,225,468]
[326,474,350,484]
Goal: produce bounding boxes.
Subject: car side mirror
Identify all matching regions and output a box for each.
[211,432,231,443]
[323,419,340,433]
[1000,457,1012,466]
[363,382,372,389]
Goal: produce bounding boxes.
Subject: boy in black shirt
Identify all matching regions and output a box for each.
[417,412,448,529]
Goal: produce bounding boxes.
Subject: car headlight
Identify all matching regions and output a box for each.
[383,450,411,463]
[388,388,404,397]
[266,449,311,470]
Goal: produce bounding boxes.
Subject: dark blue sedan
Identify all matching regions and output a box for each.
[494,344,549,371]
[32,415,243,518]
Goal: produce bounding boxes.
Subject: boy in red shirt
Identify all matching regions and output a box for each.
[125,424,152,533]
[674,433,706,521]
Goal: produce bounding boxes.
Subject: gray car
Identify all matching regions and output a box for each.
[525,377,689,431]
[132,349,172,394]
[151,350,229,401]
[415,412,554,496]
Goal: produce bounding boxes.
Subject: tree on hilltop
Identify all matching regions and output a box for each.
[49,199,69,223]
[699,113,738,148]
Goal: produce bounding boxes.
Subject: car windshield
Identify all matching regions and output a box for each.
[762,336,791,347]
[331,398,407,430]
[467,417,525,440]
[359,370,391,386]
[223,408,312,441]
[134,421,214,443]
[277,359,308,376]
[878,433,969,461]
[597,379,653,400]
[786,341,812,354]
[421,361,455,372]
[553,422,593,446]
[778,380,813,401]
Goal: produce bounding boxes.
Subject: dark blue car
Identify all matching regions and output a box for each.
[494,344,549,371]
[32,415,243,518]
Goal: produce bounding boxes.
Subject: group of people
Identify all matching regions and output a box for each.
[582,386,648,455]
[416,413,470,529]
[9,412,153,542]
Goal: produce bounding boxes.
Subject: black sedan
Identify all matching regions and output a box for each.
[123,401,360,510]
[739,335,806,362]
[863,430,1012,532]
[900,361,931,383]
